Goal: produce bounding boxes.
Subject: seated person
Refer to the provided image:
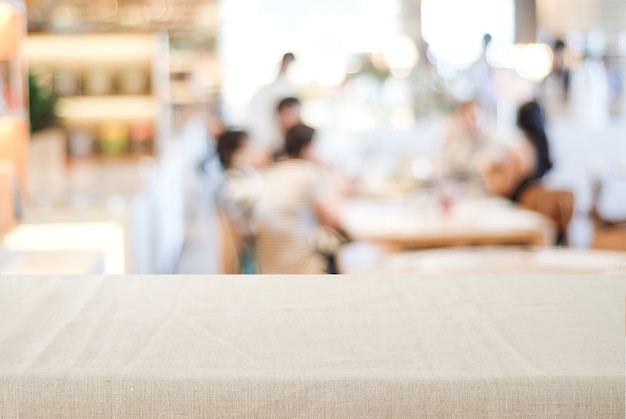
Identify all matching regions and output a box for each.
[440,100,502,196]
[216,130,268,273]
[254,123,345,274]
[481,101,573,244]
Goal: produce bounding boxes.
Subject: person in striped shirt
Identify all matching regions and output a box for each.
[254,123,345,274]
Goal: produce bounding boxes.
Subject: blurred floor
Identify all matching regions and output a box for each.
[174,183,221,274]
[173,121,223,275]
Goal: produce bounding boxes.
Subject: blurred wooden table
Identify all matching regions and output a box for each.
[341,196,555,249]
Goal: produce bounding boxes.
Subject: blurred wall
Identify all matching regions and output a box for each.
[537,0,626,54]
[515,0,536,43]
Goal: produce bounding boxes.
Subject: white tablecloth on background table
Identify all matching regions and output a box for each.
[338,246,626,275]
[0,275,623,418]
[341,197,555,248]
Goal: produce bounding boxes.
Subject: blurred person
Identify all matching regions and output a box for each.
[272,96,302,160]
[481,101,552,200]
[274,97,351,194]
[481,101,573,244]
[216,130,269,273]
[412,42,449,118]
[571,46,610,127]
[440,100,503,196]
[550,39,571,103]
[542,39,571,116]
[603,56,623,117]
[468,34,497,118]
[248,52,297,155]
[277,97,302,134]
[254,123,346,274]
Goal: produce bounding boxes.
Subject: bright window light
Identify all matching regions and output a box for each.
[515,43,553,81]
[384,35,419,77]
[421,0,514,68]
[3,222,125,274]
[219,0,400,124]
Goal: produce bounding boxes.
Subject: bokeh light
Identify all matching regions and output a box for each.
[515,43,553,81]
[383,35,419,78]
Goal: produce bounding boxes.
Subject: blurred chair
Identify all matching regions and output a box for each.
[589,179,626,251]
[218,210,241,274]
[336,241,396,274]
[518,182,574,245]
[0,161,17,237]
[219,210,260,274]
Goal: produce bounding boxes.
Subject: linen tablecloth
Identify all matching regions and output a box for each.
[0,275,623,418]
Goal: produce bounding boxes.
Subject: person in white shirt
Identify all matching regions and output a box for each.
[440,100,504,196]
[468,34,497,118]
[248,53,297,155]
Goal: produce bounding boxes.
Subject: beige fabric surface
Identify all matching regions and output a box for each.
[0,275,623,418]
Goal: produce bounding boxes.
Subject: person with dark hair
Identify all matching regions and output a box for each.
[277,97,301,132]
[284,122,313,158]
[253,123,346,274]
[215,130,268,273]
[482,101,573,244]
[216,130,248,170]
[273,96,303,160]
[512,101,553,198]
[277,96,300,112]
[481,101,552,201]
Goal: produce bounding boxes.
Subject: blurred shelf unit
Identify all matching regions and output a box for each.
[25,32,171,158]
[169,49,202,106]
[169,48,220,106]
[56,96,155,122]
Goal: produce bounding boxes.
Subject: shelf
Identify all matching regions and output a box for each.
[58,96,157,123]
[26,32,170,161]
[170,80,206,105]
[25,34,158,67]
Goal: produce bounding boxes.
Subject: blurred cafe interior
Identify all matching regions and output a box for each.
[1,1,625,417]
[0,0,624,276]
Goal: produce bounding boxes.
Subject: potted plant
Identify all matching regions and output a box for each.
[28,72,59,134]
[27,72,66,199]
